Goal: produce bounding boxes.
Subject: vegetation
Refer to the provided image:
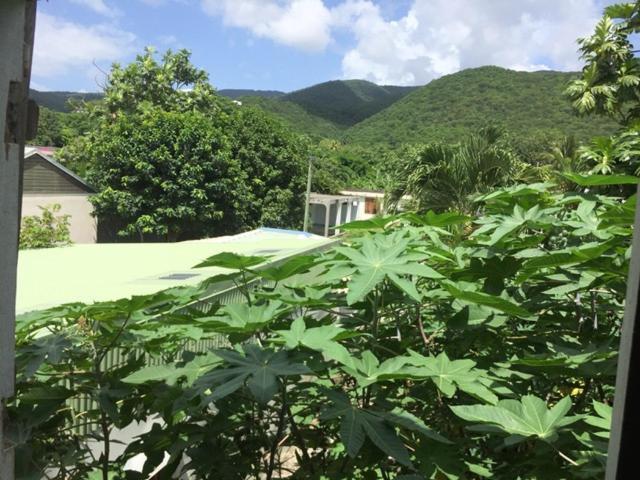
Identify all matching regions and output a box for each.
[281,79,416,127]
[240,95,345,140]
[32,105,99,149]
[19,203,71,249]
[29,89,103,113]
[10,2,640,478]
[346,67,618,146]
[61,48,307,240]
[385,127,522,213]
[11,175,633,478]
[219,89,285,99]
[565,1,640,181]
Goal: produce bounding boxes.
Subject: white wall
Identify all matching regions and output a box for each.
[22,194,97,243]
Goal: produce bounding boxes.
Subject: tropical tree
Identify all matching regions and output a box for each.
[386,127,519,213]
[87,108,243,241]
[103,47,222,116]
[62,49,308,240]
[32,107,64,147]
[566,1,640,178]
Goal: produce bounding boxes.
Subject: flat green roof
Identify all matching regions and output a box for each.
[17,228,330,314]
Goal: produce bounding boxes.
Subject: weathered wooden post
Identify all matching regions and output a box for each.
[606,184,640,479]
[0,1,37,477]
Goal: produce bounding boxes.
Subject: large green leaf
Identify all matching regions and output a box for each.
[472,204,549,245]
[404,351,498,404]
[320,390,413,466]
[334,232,442,304]
[562,172,640,186]
[442,282,531,319]
[451,395,579,443]
[193,344,309,404]
[275,317,356,369]
[339,350,410,387]
[584,401,612,439]
[194,252,269,269]
[122,353,221,386]
[196,301,283,333]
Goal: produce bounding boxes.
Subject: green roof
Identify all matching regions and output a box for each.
[17,228,330,314]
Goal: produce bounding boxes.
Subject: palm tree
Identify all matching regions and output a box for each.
[386,127,518,214]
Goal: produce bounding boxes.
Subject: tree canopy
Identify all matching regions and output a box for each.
[63,49,309,240]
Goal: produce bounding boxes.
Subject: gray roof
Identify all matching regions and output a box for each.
[24,147,95,193]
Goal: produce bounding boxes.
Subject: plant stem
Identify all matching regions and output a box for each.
[266,388,288,480]
[557,448,579,466]
[416,308,431,349]
[286,405,315,474]
[100,409,110,480]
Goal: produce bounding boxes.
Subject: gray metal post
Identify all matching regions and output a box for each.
[1,1,37,477]
[606,185,640,479]
[324,202,331,237]
[302,156,314,232]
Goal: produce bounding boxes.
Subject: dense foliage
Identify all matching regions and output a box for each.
[240,96,345,140]
[10,6,639,477]
[565,2,640,181]
[385,127,522,213]
[29,88,103,113]
[19,203,72,250]
[59,49,308,240]
[282,80,416,127]
[32,105,99,149]
[346,67,618,146]
[10,176,634,479]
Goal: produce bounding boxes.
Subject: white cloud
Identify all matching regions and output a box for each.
[201,0,333,52]
[33,12,137,80]
[201,0,610,85]
[68,0,119,17]
[334,0,607,85]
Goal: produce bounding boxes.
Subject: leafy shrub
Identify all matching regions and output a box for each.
[19,203,71,249]
[10,178,630,479]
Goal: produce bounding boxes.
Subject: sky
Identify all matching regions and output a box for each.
[33,0,617,93]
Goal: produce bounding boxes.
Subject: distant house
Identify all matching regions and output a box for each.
[339,189,386,220]
[340,189,412,220]
[309,193,363,237]
[309,189,413,237]
[22,147,97,243]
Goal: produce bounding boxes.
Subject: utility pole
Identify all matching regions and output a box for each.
[302,156,314,232]
[1,1,37,478]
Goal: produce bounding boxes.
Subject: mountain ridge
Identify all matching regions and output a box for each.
[345,66,617,144]
[29,67,618,144]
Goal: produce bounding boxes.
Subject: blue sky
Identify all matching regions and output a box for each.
[33,0,617,93]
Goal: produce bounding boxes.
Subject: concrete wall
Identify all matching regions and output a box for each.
[1,2,37,477]
[22,194,97,243]
[309,198,362,236]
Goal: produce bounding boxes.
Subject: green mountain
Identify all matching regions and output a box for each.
[30,68,618,145]
[239,96,344,139]
[345,66,618,145]
[218,89,284,99]
[282,79,417,127]
[29,89,103,112]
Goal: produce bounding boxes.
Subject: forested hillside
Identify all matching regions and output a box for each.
[29,89,103,112]
[218,89,284,99]
[31,68,619,147]
[239,96,344,139]
[282,79,416,127]
[345,66,618,145]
